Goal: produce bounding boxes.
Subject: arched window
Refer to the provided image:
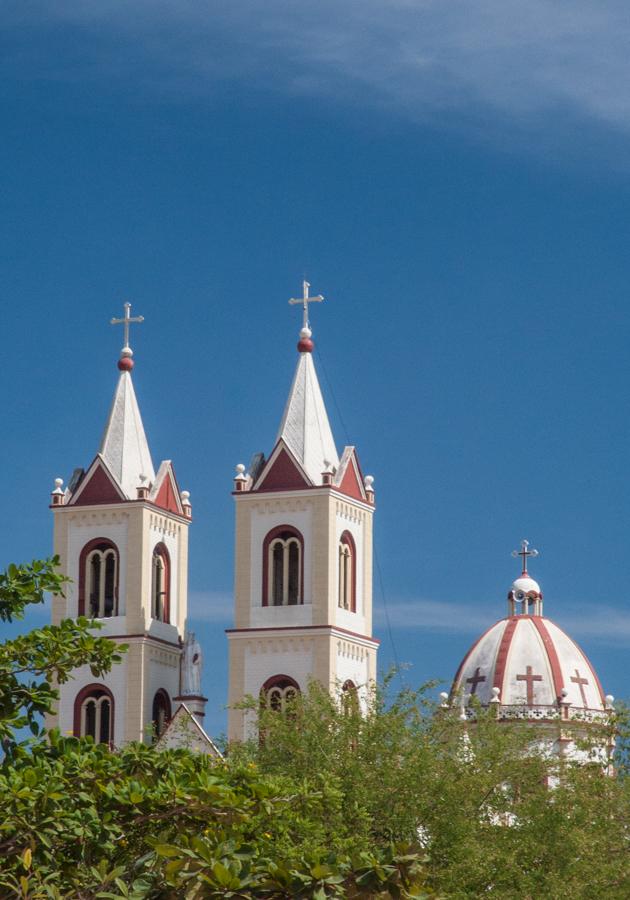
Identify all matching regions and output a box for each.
[262,526,304,606]
[338,531,356,612]
[152,689,172,741]
[261,674,300,713]
[151,543,170,623]
[341,679,359,714]
[79,538,119,617]
[73,683,114,745]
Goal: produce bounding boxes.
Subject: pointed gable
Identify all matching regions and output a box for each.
[69,455,127,506]
[155,704,221,756]
[255,442,311,491]
[335,447,366,501]
[150,461,183,515]
[276,351,339,485]
[99,371,155,500]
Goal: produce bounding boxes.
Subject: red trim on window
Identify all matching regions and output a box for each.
[152,688,172,739]
[261,673,300,694]
[152,542,171,623]
[261,525,305,607]
[73,682,115,745]
[339,530,357,613]
[78,537,120,617]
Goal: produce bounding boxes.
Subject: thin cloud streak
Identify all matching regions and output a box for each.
[375,598,630,644]
[6,2,630,141]
[188,589,233,624]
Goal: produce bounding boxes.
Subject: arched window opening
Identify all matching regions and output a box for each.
[152,689,172,741]
[341,679,359,715]
[151,543,170,623]
[74,684,114,745]
[262,526,304,606]
[79,539,119,617]
[338,531,356,612]
[261,675,300,714]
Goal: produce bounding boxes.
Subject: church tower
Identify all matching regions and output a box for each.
[48,304,200,746]
[227,283,379,742]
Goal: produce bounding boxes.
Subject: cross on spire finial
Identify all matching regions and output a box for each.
[511,539,539,575]
[110,302,144,372]
[289,280,324,331]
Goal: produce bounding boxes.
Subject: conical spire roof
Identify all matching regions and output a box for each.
[276,350,339,484]
[99,370,155,499]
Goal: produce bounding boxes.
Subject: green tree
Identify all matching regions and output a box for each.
[0,558,124,758]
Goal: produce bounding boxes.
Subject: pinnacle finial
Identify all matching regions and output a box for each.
[511,539,539,576]
[289,280,323,352]
[111,302,144,371]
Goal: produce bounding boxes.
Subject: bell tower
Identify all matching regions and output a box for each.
[227,282,379,742]
[48,304,199,745]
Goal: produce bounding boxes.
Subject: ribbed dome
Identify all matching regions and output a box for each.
[452,615,606,711]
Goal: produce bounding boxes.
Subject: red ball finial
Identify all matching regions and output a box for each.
[297,337,314,353]
[118,356,134,371]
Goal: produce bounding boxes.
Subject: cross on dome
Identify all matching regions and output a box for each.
[511,538,538,576]
[111,302,144,371]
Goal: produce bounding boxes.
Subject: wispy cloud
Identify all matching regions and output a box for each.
[376,597,630,645]
[188,589,233,624]
[7,2,630,145]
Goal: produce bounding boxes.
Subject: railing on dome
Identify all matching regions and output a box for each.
[459,704,611,724]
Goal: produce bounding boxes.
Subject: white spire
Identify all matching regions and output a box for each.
[277,351,339,484]
[99,371,155,499]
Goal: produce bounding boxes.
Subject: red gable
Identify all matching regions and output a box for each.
[72,461,125,506]
[256,447,310,491]
[154,472,181,514]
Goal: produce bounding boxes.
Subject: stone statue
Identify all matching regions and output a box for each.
[181,631,202,695]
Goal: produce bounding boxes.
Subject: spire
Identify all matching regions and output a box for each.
[99,303,155,498]
[278,281,339,483]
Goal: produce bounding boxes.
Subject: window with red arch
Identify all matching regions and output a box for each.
[152,689,172,740]
[341,679,359,714]
[262,525,304,606]
[261,674,300,712]
[151,543,170,623]
[338,530,356,613]
[79,538,119,617]
[73,683,114,744]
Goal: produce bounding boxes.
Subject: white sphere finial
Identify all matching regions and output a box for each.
[181,490,191,504]
[365,475,374,489]
[490,686,501,703]
[54,477,63,489]
[605,694,615,709]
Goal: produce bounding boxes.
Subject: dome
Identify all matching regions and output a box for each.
[452,615,606,710]
[510,575,541,596]
[451,540,608,715]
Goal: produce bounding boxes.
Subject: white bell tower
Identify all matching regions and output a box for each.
[48,304,202,746]
[227,283,379,742]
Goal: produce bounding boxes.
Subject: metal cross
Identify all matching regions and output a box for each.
[288,280,324,330]
[110,302,144,350]
[511,539,539,575]
[466,667,486,695]
[516,666,543,705]
[570,669,589,707]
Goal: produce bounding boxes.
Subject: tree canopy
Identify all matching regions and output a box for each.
[0,558,629,898]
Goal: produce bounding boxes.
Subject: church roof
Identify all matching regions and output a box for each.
[452,615,606,711]
[99,370,155,500]
[451,542,609,716]
[276,349,339,485]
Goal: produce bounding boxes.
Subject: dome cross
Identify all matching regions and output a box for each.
[570,669,590,707]
[516,665,543,705]
[511,539,538,576]
[289,280,324,331]
[111,302,144,355]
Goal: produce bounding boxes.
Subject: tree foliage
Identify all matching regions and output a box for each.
[0,558,629,898]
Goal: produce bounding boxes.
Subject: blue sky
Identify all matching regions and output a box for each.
[3,2,630,738]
